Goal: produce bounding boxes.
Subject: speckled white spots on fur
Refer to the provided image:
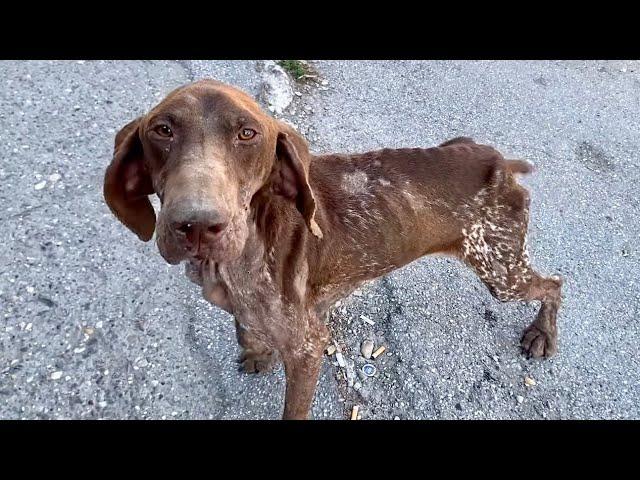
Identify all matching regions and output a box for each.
[460,184,533,302]
[341,170,369,196]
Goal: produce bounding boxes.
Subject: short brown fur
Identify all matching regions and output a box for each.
[104,80,563,419]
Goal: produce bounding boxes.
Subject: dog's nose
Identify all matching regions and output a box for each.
[172,209,229,250]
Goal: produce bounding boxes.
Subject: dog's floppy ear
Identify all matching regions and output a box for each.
[272,124,323,239]
[103,117,156,241]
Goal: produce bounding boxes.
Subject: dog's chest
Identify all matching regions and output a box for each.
[197,249,286,332]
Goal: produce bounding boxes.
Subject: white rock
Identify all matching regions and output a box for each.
[98,401,107,408]
[48,173,61,183]
[335,352,346,368]
[50,371,62,380]
[361,339,374,359]
[259,61,294,115]
[34,181,46,190]
[95,321,103,329]
[516,395,524,404]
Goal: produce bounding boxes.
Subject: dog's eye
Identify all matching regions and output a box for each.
[154,125,172,138]
[238,128,257,141]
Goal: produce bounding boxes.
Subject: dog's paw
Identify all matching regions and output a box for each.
[521,325,557,358]
[237,349,278,374]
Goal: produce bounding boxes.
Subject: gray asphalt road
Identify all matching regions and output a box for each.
[1,60,638,419]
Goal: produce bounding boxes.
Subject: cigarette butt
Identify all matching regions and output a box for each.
[351,405,359,420]
[372,346,386,359]
[326,345,337,356]
[360,315,375,325]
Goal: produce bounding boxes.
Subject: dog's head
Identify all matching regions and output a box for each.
[103,79,322,265]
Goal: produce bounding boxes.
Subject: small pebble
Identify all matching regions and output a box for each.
[48,173,61,182]
[516,395,524,404]
[335,352,346,368]
[34,181,46,190]
[50,371,62,380]
[326,345,336,356]
[524,376,537,387]
[361,339,374,359]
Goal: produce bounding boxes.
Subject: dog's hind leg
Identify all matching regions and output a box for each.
[458,175,563,358]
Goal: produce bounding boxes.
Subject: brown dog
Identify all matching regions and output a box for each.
[103,79,562,419]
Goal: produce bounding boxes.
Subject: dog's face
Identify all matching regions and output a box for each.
[104,80,322,265]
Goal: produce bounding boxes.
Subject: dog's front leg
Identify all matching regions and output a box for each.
[280,318,329,420]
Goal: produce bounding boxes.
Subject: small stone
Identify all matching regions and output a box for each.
[335,352,346,368]
[361,339,374,359]
[73,347,85,354]
[136,358,149,368]
[83,326,94,336]
[394,416,400,420]
[95,321,103,329]
[48,173,61,183]
[50,371,62,380]
[516,395,524,404]
[98,401,107,408]
[326,345,337,356]
[26,286,35,294]
[34,181,46,190]
[321,79,329,86]
[524,376,537,387]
